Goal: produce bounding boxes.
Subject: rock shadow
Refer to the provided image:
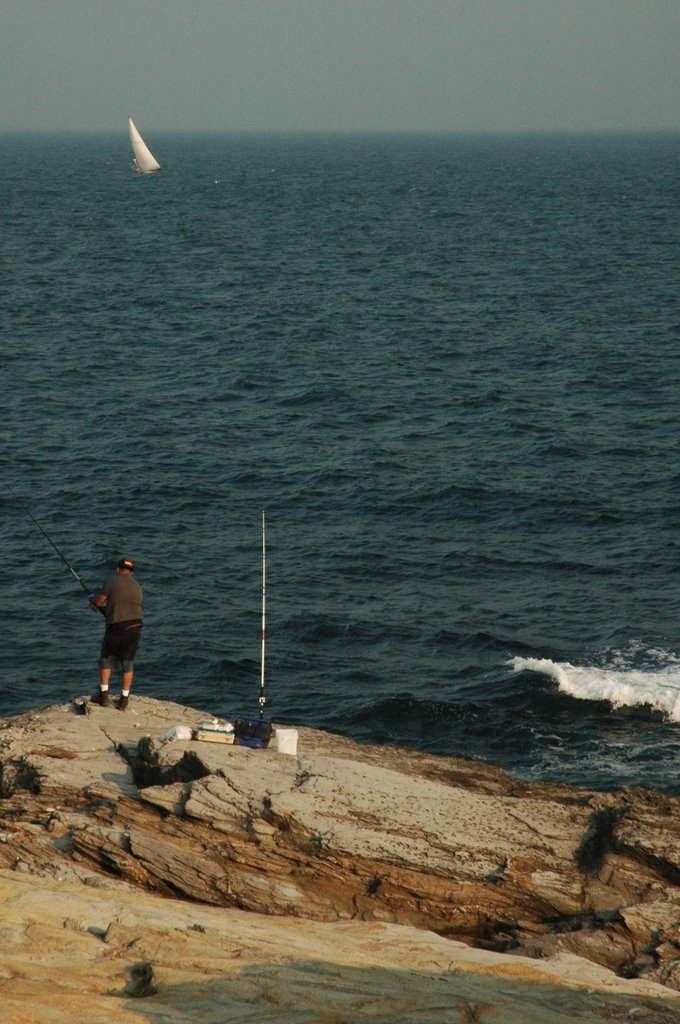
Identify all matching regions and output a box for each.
[121,958,680,1024]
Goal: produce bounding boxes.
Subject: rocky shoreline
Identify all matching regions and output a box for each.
[0,695,678,1022]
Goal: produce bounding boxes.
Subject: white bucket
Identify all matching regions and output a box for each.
[275,728,298,756]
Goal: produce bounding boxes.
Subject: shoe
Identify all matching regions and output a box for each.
[118,695,129,711]
[93,691,110,707]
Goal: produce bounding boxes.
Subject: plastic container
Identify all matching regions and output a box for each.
[195,719,235,744]
[275,728,298,756]
[234,717,272,749]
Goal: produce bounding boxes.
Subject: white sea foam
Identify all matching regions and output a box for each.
[511,656,680,722]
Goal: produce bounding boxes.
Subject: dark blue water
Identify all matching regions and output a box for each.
[2,131,679,793]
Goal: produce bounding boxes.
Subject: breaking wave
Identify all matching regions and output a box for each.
[512,651,680,722]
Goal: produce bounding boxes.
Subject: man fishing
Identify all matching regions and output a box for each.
[90,558,143,710]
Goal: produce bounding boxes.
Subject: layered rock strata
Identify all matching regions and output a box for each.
[0,695,678,1019]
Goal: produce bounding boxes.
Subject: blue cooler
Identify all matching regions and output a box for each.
[233,717,272,749]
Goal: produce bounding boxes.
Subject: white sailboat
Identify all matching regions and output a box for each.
[128,117,161,174]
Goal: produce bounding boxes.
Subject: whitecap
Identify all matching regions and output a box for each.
[511,655,680,722]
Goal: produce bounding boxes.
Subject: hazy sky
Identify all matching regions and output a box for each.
[3,0,680,133]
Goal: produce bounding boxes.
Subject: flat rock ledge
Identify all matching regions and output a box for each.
[0,695,678,1024]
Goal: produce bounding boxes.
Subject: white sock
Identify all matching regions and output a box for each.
[122,689,130,697]
[100,685,109,692]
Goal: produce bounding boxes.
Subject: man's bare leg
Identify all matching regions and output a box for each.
[96,667,111,706]
[119,670,133,710]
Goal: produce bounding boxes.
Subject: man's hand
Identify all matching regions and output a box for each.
[88,594,106,615]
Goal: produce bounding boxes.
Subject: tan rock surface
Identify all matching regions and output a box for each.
[1,869,678,1024]
[0,695,679,1021]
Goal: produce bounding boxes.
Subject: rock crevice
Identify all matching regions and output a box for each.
[0,695,678,995]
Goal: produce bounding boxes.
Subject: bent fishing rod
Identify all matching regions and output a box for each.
[6,485,104,613]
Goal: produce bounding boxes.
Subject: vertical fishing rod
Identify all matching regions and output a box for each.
[6,484,102,611]
[259,510,267,718]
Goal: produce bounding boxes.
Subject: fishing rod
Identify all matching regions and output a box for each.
[259,510,267,718]
[6,484,103,612]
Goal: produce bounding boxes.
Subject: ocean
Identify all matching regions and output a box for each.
[2,130,679,795]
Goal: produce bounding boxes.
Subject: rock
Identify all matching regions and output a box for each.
[123,960,156,998]
[0,868,678,1024]
[0,694,678,1021]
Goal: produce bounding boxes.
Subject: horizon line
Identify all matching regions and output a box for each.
[2,125,680,137]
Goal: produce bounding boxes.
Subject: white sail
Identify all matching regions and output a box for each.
[128,117,161,174]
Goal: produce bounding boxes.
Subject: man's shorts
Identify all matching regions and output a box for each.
[100,620,142,672]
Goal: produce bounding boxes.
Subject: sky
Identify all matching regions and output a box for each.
[2,0,680,134]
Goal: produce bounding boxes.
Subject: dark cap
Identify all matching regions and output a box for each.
[116,558,135,572]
